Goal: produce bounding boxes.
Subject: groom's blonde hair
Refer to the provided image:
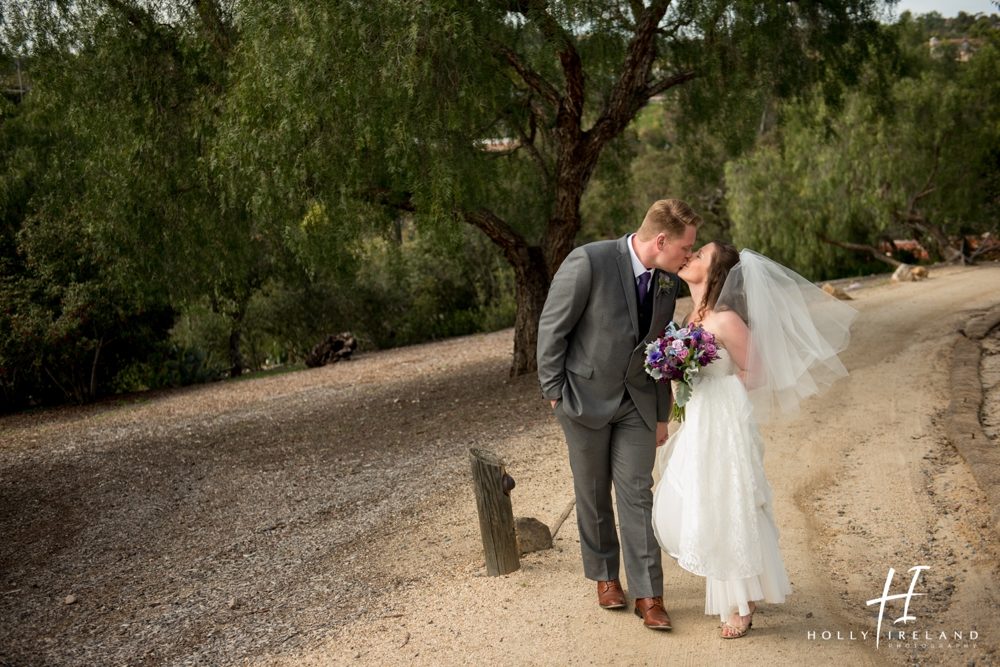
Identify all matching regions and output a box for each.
[637,198,702,241]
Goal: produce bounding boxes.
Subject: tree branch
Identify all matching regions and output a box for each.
[103,0,184,63]
[103,0,158,34]
[89,336,104,402]
[523,1,584,122]
[907,142,940,212]
[608,3,636,31]
[589,0,674,149]
[492,43,561,109]
[43,366,75,404]
[819,234,903,267]
[656,13,696,38]
[644,69,698,97]
[191,0,234,56]
[503,1,585,129]
[461,208,530,267]
[892,142,963,263]
[969,231,1000,262]
[512,111,552,183]
[628,0,646,24]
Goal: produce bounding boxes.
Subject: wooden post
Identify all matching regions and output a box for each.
[469,448,520,576]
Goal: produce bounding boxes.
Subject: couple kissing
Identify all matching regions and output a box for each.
[537,198,856,638]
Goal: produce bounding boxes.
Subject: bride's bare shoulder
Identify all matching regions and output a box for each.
[713,309,747,325]
[704,310,749,337]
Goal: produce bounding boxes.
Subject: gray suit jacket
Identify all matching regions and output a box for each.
[537,235,679,431]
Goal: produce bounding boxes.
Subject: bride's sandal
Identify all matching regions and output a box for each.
[721,602,756,639]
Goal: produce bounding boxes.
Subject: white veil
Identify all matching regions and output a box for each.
[716,249,858,423]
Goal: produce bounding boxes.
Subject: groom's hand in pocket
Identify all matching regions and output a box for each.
[656,422,668,447]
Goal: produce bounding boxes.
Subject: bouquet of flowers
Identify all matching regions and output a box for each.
[643,323,720,422]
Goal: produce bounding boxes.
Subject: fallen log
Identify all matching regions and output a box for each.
[305,332,357,368]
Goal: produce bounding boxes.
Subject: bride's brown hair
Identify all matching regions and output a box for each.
[695,242,740,323]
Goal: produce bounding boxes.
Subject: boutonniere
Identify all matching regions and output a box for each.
[656,274,675,296]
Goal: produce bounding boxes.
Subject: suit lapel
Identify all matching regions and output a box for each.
[646,270,675,343]
[616,238,641,339]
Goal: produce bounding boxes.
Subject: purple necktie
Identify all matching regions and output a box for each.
[637,271,651,306]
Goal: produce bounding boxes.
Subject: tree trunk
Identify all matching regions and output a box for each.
[461,209,552,378]
[228,308,246,378]
[543,155,593,277]
[88,336,104,401]
[510,247,550,377]
[914,219,964,263]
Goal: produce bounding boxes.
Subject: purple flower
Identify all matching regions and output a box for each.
[643,322,721,408]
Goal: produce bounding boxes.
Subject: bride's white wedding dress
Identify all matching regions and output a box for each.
[652,347,792,620]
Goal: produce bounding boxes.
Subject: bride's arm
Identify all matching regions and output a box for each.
[713,312,758,388]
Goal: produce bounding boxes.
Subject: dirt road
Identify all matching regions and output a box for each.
[1,264,999,666]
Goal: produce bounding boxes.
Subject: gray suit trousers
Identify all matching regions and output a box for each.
[554,392,663,599]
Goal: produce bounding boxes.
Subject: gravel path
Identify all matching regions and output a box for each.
[0,331,545,665]
[1,264,999,666]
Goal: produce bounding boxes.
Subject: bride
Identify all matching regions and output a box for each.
[651,241,857,638]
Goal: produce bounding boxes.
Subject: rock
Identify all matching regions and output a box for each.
[64,594,77,605]
[514,517,553,554]
[820,283,853,300]
[891,264,929,282]
[228,597,239,610]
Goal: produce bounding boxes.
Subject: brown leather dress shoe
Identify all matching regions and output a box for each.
[597,580,626,609]
[634,597,672,630]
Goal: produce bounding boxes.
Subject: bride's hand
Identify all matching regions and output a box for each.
[656,422,668,446]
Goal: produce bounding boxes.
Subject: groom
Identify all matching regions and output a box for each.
[537,198,700,630]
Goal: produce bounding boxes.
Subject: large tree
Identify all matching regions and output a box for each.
[227,0,888,375]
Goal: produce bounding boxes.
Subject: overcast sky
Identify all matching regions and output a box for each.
[893,0,998,15]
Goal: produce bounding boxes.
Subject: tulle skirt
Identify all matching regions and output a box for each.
[652,374,792,620]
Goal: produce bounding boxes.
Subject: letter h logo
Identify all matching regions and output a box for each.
[866,565,929,649]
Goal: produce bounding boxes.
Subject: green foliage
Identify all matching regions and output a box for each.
[726,19,1000,279]
[0,266,176,408]
[168,223,516,368]
[227,0,890,244]
[624,101,736,243]
[580,131,638,242]
[2,0,970,409]
[349,226,516,348]
[217,2,545,244]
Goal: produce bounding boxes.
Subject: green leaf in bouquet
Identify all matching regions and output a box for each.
[675,381,692,407]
